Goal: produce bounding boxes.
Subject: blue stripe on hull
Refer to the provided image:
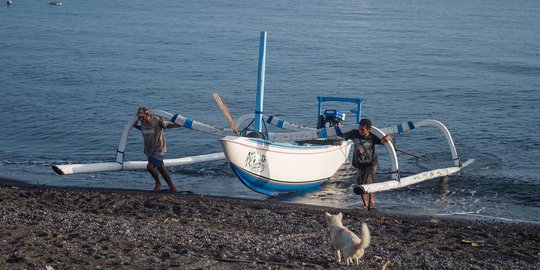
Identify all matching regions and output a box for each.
[229,163,327,196]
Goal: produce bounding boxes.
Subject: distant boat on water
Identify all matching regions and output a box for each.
[49,1,62,6]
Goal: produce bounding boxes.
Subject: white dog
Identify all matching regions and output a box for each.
[325,212,370,265]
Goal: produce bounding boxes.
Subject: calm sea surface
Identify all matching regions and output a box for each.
[1,0,539,223]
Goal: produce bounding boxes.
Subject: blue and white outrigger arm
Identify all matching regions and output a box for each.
[379,119,462,167]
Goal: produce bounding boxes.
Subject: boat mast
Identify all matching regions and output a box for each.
[254,31,267,133]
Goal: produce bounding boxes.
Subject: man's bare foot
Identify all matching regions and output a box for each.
[153,184,161,192]
[170,187,177,192]
[368,194,375,210]
[368,202,375,210]
[361,194,368,208]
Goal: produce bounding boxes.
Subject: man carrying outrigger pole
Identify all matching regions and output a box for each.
[340,118,391,210]
[134,107,181,192]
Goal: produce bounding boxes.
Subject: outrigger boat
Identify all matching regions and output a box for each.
[53,31,473,197]
[218,32,473,196]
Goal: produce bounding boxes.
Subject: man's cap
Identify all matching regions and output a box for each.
[137,107,150,116]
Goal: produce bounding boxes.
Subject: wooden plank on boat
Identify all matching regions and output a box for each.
[212,92,239,136]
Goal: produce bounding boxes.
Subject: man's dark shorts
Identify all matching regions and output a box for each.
[357,164,377,185]
[148,153,164,168]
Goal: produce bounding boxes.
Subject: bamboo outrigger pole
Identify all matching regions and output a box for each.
[359,159,475,194]
[52,152,225,175]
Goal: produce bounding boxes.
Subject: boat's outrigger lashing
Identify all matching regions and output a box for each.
[52,31,473,197]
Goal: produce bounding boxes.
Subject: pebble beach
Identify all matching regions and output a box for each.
[0,178,538,270]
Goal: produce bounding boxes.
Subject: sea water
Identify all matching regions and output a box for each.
[1,0,539,223]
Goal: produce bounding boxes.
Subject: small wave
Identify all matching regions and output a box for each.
[435,207,486,216]
[170,161,233,177]
[468,61,540,76]
[436,212,540,225]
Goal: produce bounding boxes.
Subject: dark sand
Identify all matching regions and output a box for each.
[0,178,538,269]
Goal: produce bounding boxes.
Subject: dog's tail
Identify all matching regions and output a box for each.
[358,222,370,250]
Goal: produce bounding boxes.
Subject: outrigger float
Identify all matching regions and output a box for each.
[53,31,473,196]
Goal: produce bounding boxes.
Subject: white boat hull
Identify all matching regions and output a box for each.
[219,136,352,196]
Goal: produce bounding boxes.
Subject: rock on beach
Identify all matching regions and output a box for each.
[0,179,538,269]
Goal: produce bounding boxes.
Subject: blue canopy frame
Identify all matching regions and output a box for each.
[316,96,363,125]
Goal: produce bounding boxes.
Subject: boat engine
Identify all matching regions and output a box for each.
[317,109,345,129]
